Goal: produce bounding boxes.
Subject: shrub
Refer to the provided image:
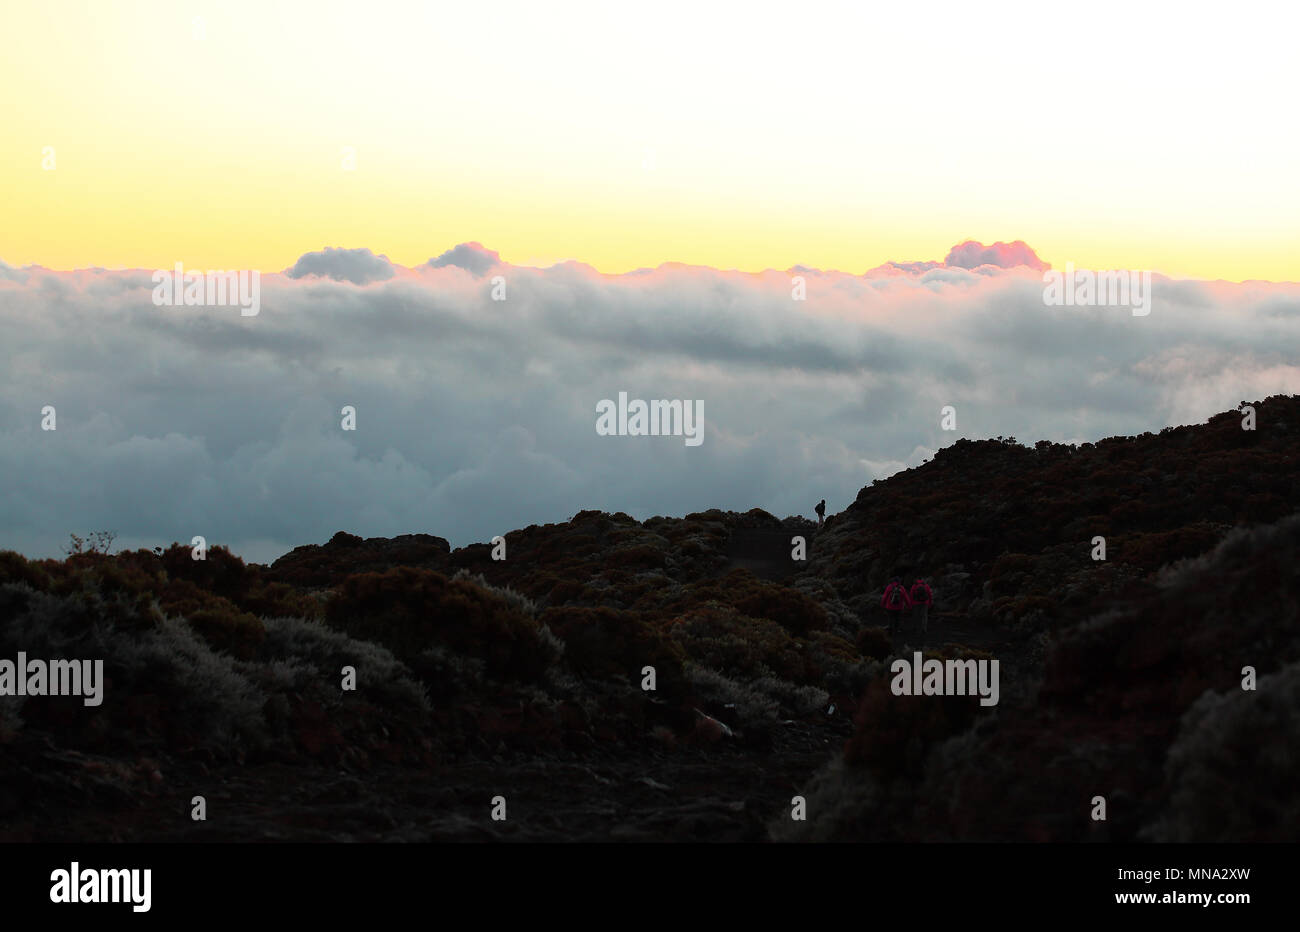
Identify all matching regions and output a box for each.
[185,607,266,661]
[451,569,538,616]
[113,616,269,750]
[843,669,984,779]
[750,675,829,716]
[157,577,232,619]
[237,580,323,620]
[1112,524,1224,572]
[0,583,267,754]
[681,569,828,636]
[258,616,429,714]
[325,567,557,682]
[735,584,828,636]
[542,577,587,605]
[160,542,250,601]
[0,550,50,591]
[541,605,685,691]
[604,545,666,570]
[685,664,779,737]
[855,626,892,660]
[1143,661,1300,842]
[668,605,804,680]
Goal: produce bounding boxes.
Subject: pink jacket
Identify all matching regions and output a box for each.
[882,582,913,611]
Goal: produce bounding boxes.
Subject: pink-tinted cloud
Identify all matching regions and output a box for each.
[944,240,1049,271]
[864,260,944,277]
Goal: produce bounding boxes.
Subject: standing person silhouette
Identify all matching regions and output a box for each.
[815,499,826,526]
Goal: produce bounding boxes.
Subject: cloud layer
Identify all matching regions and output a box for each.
[1,243,1297,563]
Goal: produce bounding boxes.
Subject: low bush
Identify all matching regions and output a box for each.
[326,567,557,682]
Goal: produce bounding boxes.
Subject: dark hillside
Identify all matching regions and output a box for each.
[2,396,1296,840]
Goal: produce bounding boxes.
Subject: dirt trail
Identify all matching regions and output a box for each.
[7,717,853,843]
[724,528,803,580]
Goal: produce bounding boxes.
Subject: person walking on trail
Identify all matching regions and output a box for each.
[909,578,933,634]
[815,499,826,526]
[881,577,912,634]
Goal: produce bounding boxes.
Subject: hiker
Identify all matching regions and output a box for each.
[909,578,933,634]
[881,577,912,634]
[815,499,826,526]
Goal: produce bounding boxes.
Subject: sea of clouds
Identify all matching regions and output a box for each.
[1,241,1297,563]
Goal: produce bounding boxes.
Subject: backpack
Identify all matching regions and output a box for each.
[910,581,932,605]
[882,583,910,610]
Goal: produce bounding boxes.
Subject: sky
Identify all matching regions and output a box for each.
[2,0,1298,280]
[2,1,1299,563]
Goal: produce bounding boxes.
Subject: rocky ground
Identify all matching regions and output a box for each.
[2,395,1298,841]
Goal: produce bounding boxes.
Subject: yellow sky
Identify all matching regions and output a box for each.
[3,0,1297,280]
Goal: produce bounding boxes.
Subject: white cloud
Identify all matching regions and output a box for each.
[1,250,1297,562]
[285,247,395,284]
[426,242,502,276]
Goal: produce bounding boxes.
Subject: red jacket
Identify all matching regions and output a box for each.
[909,581,933,606]
[882,582,913,611]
